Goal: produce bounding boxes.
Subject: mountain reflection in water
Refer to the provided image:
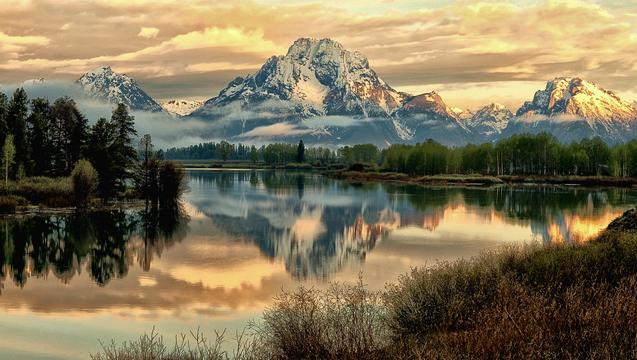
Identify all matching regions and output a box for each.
[0,171,634,291]
[186,171,635,279]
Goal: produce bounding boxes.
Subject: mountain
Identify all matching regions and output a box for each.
[196,38,408,118]
[391,91,472,144]
[160,99,203,116]
[507,77,637,143]
[190,38,478,146]
[187,38,637,146]
[467,103,512,137]
[77,66,163,112]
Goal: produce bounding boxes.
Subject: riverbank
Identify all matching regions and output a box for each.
[327,170,637,187]
[92,208,637,359]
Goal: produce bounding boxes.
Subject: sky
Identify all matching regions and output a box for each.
[1,0,637,110]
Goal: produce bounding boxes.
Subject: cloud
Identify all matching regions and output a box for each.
[137,26,159,38]
[0,31,49,59]
[0,0,636,107]
[239,122,313,138]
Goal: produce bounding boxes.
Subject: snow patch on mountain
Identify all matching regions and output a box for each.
[196,38,408,119]
[516,77,637,128]
[468,103,512,137]
[161,99,203,116]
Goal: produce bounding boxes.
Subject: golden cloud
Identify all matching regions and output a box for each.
[0,0,635,105]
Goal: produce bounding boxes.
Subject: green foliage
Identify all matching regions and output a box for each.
[7,88,28,172]
[135,134,161,208]
[0,93,8,153]
[71,159,98,207]
[7,176,74,207]
[158,161,186,210]
[110,104,138,193]
[338,144,380,165]
[49,97,89,175]
[297,139,306,163]
[0,195,27,213]
[2,134,15,188]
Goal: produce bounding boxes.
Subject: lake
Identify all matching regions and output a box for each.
[0,169,635,359]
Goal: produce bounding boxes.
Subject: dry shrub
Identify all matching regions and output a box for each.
[252,279,389,360]
[91,327,257,360]
[426,277,637,359]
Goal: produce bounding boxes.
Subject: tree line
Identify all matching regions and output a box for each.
[0,88,185,208]
[165,133,637,177]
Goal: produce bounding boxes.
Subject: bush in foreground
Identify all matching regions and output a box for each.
[71,159,98,208]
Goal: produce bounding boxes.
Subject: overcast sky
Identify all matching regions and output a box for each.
[1,0,636,110]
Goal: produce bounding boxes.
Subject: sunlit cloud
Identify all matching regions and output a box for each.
[137,26,160,38]
[0,0,635,106]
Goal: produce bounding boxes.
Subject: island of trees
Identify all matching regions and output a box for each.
[0,88,185,213]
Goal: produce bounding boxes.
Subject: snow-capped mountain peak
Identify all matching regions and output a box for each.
[468,102,512,137]
[77,66,163,112]
[160,99,203,116]
[516,77,636,125]
[197,37,408,118]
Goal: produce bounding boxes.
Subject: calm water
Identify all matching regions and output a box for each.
[0,170,635,359]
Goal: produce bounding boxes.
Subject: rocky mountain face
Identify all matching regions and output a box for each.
[190,38,481,146]
[160,99,203,116]
[77,66,164,112]
[391,91,472,144]
[196,38,408,118]
[467,103,512,137]
[507,77,637,143]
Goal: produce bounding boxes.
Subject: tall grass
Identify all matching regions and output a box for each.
[1,176,73,207]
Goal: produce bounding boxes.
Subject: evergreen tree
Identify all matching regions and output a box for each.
[110,104,138,192]
[50,97,89,175]
[135,134,160,209]
[297,139,305,163]
[27,98,52,175]
[0,93,8,151]
[7,88,29,173]
[87,117,117,201]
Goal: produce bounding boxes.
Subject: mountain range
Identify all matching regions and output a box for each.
[53,38,637,145]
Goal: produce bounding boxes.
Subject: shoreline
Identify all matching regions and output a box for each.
[326,170,637,187]
[0,200,146,218]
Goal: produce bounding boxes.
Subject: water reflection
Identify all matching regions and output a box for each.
[186,171,636,279]
[0,208,188,292]
[0,170,635,360]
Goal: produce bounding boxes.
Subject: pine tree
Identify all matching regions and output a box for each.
[297,139,305,163]
[7,88,29,173]
[0,93,8,151]
[110,104,138,193]
[87,117,117,201]
[50,97,89,175]
[27,98,52,175]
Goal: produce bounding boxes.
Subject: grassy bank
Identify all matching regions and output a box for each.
[0,177,74,212]
[328,170,637,187]
[93,209,637,359]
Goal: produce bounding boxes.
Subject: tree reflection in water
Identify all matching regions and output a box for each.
[0,207,189,291]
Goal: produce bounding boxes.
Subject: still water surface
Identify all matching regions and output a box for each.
[0,170,635,359]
